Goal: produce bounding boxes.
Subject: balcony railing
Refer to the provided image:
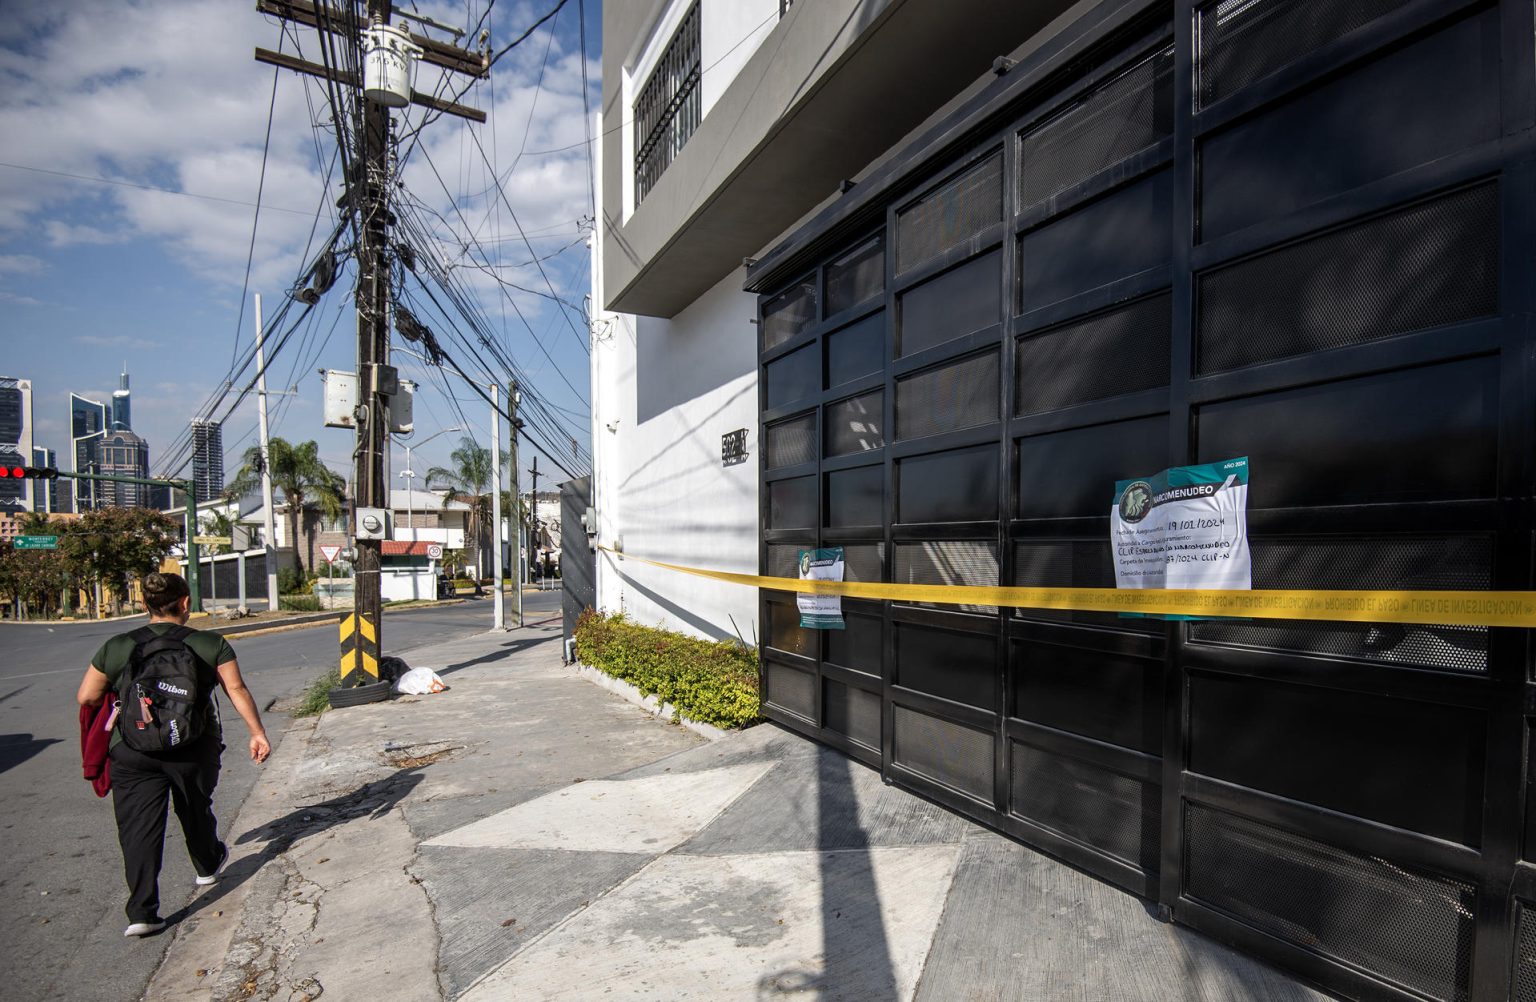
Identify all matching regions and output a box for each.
[634,2,702,203]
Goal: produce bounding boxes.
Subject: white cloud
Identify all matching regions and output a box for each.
[45,221,128,247]
[0,291,43,305]
[0,253,46,274]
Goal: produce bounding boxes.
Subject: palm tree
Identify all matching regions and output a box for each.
[426,436,503,578]
[227,438,346,571]
[197,509,235,556]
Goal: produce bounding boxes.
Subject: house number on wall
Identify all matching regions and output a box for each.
[722,429,748,465]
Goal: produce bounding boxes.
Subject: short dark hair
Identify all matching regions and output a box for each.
[143,572,190,616]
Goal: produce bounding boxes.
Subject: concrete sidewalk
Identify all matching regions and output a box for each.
[146,622,1328,1001]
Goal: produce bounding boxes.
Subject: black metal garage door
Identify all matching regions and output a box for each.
[755,1,1536,998]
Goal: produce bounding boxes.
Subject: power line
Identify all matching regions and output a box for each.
[487,0,568,68]
[0,161,313,215]
[230,53,286,374]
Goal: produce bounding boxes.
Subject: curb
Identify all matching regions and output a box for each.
[572,663,732,742]
[210,611,342,636]
[205,599,471,639]
[0,612,149,626]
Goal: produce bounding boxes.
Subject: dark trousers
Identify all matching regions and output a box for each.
[109,735,224,923]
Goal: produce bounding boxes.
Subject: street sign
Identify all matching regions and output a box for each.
[193,535,232,546]
[426,543,444,559]
[320,544,342,564]
[13,535,57,550]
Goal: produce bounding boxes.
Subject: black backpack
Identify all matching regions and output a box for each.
[116,625,213,752]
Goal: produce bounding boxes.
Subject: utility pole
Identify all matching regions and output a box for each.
[254,293,280,612]
[508,380,523,628]
[490,383,505,631]
[528,455,539,583]
[256,0,487,687]
[347,0,393,689]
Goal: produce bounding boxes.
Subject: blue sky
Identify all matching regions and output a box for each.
[0,0,598,493]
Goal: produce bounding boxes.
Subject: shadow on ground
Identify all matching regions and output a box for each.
[160,767,426,928]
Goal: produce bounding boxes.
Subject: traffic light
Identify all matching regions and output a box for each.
[0,466,59,480]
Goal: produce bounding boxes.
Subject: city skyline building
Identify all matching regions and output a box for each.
[191,419,224,503]
[0,376,34,513]
[30,445,69,512]
[70,391,106,510]
[96,428,149,507]
[111,365,131,432]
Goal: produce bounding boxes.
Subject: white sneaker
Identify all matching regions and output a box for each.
[124,920,166,937]
[195,844,229,887]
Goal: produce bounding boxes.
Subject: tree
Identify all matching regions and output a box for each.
[426,436,503,578]
[227,438,345,571]
[0,513,71,618]
[49,508,180,616]
[197,509,235,556]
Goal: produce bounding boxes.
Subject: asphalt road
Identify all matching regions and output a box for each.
[0,592,563,1002]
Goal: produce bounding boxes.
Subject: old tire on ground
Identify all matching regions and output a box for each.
[328,680,392,708]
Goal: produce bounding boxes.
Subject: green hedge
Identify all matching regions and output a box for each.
[574,609,760,729]
[279,593,323,612]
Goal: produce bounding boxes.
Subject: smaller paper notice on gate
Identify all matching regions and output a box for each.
[1112,457,1251,598]
[797,547,845,630]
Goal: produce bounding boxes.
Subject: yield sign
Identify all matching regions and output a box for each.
[319,544,342,564]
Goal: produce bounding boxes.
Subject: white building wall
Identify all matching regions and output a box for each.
[699,0,781,114]
[592,127,759,641]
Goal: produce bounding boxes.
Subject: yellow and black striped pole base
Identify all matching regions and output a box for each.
[339,612,380,686]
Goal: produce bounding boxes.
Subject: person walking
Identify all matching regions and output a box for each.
[76,571,271,937]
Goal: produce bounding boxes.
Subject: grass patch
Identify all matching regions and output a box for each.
[574,609,759,729]
[293,665,342,718]
[279,594,323,612]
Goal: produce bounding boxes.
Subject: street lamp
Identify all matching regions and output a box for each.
[397,424,464,534]
[395,346,510,631]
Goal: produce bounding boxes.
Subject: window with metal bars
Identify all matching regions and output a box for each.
[634,3,703,203]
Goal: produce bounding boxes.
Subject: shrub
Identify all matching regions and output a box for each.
[277,567,306,594]
[294,666,341,718]
[279,594,323,612]
[574,609,760,729]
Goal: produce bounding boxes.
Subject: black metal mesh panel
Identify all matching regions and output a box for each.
[1016,294,1172,416]
[767,475,815,530]
[767,543,811,580]
[824,678,881,750]
[894,541,999,614]
[766,599,815,658]
[896,155,1003,274]
[1197,182,1499,374]
[839,543,885,583]
[896,351,999,441]
[1517,903,1536,1002]
[1014,540,1161,632]
[1184,804,1475,1002]
[1197,0,1411,108]
[1020,44,1174,209]
[1189,535,1491,673]
[765,413,816,469]
[827,392,884,456]
[893,705,995,800]
[1011,742,1159,871]
[766,660,816,719]
[825,234,885,315]
[762,277,817,351]
[769,543,882,583]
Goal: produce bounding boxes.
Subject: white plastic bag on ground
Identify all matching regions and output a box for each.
[394,666,448,695]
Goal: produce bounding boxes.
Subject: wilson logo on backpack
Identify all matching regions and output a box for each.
[116,625,210,753]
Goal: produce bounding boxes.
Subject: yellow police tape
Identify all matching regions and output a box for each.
[599,547,1536,628]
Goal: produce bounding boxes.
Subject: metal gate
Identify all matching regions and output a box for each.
[753,1,1536,998]
[560,476,596,642]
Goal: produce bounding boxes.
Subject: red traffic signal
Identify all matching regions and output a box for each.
[0,466,59,480]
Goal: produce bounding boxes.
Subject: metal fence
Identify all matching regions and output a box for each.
[754,1,1536,998]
